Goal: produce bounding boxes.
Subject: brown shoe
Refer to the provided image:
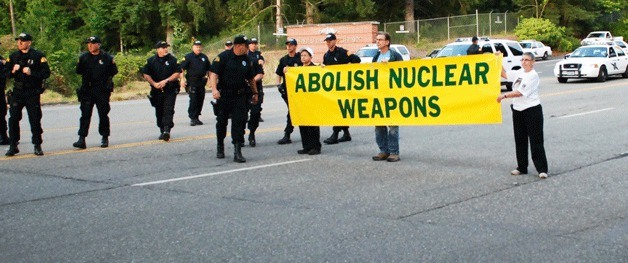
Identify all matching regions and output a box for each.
[386,155,400,162]
[372,153,389,161]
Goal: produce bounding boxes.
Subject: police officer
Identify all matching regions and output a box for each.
[180,40,210,126]
[73,36,118,149]
[209,35,259,163]
[275,38,302,145]
[467,36,482,55]
[246,37,265,146]
[322,33,360,144]
[224,40,233,51]
[5,33,50,157]
[142,41,182,142]
[0,40,8,145]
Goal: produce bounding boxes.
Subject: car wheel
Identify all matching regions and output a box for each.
[596,66,607,82]
[542,52,548,60]
[557,77,568,83]
[622,65,628,78]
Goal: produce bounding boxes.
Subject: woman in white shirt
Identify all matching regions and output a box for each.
[497,52,548,179]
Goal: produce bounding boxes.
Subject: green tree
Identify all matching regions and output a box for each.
[514,17,577,51]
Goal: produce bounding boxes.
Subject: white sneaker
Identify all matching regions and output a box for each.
[539,173,548,179]
[511,169,524,175]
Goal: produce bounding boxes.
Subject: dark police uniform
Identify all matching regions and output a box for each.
[322,34,360,144]
[180,41,210,125]
[75,37,118,148]
[210,36,257,162]
[246,46,264,146]
[141,42,182,140]
[5,33,51,156]
[275,44,302,143]
[0,51,8,145]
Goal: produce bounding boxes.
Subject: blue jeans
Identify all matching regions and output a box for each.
[375,126,399,155]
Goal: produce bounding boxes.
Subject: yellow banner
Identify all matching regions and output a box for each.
[285,54,503,126]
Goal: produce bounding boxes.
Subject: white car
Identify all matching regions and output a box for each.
[356,44,411,63]
[554,45,628,83]
[519,40,552,60]
[613,40,628,53]
[435,38,524,90]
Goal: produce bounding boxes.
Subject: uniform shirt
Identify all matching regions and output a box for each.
[467,44,481,55]
[0,55,6,89]
[6,48,51,89]
[275,53,301,87]
[323,46,361,66]
[141,53,181,86]
[247,50,265,87]
[76,51,118,88]
[506,69,541,111]
[180,52,210,80]
[210,50,255,91]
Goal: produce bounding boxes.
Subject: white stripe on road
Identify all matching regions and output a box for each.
[558,108,614,119]
[132,159,311,187]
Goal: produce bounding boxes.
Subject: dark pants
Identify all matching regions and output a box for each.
[247,86,263,134]
[0,88,7,137]
[332,126,349,134]
[216,93,247,145]
[512,104,548,174]
[151,88,177,131]
[299,126,321,151]
[8,89,43,145]
[187,80,206,120]
[281,92,293,135]
[78,90,111,137]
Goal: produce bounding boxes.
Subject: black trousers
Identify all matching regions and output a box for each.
[78,90,111,137]
[299,126,321,151]
[332,126,349,134]
[187,80,206,120]
[216,94,247,145]
[247,86,263,133]
[512,104,548,174]
[0,88,7,136]
[8,89,43,145]
[281,92,293,135]
[151,88,177,130]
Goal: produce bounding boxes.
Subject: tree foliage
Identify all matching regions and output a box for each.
[514,17,578,51]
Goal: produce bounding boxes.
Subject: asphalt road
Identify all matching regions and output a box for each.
[1,58,626,262]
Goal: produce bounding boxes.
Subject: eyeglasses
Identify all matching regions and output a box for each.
[375,38,386,41]
[521,58,533,62]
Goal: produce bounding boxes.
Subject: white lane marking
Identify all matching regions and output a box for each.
[558,108,614,119]
[132,159,311,186]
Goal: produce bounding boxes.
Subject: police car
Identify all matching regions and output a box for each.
[356,44,411,63]
[519,40,552,60]
[554,44,628,83]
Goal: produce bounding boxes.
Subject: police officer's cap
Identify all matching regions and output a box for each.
[225,40,233,46]
[15,33,33,41]
[285,38,298,45]
[472,36,479,42]
[85,36,101,44]
[249,38,258,44]
[193,40,202,46]
[324,33,337,41]
[233,35,249,45]
[154,40,170,49]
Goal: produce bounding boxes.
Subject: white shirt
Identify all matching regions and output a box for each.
[506,68,541,111]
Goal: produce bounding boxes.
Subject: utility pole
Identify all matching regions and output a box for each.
[276,0,283,35]
[9,0,16,37]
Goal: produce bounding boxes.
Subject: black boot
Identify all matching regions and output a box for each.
[162,127,171,142]
[277,133,292,145]
[323,131,339,144]
[233,143,246,163]
[34,144,44,156]
[73,136,87,149]
[337,130,352,142]
[101,136,109,148]
[216,143,225,159]
[158,127,165,140]
[0,133,9,145]
[248,133,256,147]
[5,144,19,156]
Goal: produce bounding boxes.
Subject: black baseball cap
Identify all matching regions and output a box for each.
[233,35,249,45]
[472,36,479,42]
[225,40,233,46]
[15,33,33,41]
[193,40,202,46]
[154,40,170,48]
[85,36,101,44]
[285,38,297,45]
[324,33,337,41]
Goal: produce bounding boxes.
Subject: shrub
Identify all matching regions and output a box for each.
[514,18,579,52]
[113,53,151,88]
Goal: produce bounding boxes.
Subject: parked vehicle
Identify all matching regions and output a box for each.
[356,44,411,63]
[554,45,628,83]
[613,40,628,53]
[435,38,524,90]
[580,31,623,46]
[426,48,441,58]
[519,40,552,60]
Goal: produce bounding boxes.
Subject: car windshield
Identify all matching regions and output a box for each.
[587,33,606,38]
[436,44,470,57]
[615,41,627,48]
[395,46,409,56]
[520,42,532,48]
[570,47,608,58]
[356,48,378,57]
